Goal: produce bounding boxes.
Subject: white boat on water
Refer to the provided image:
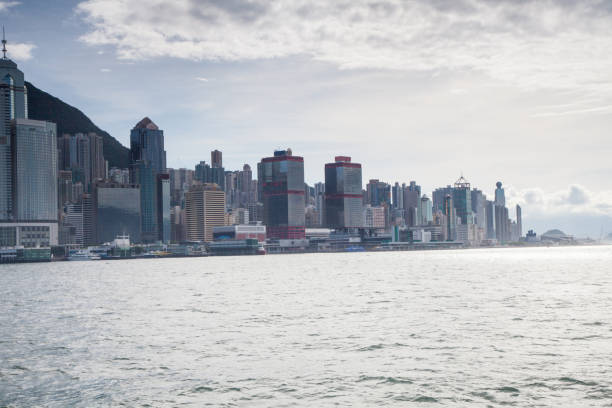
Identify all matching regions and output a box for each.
[67,250,101,261]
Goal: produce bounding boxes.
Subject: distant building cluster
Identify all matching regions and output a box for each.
[0,46,527,253]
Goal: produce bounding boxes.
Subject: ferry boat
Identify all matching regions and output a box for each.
[67,249,101,261]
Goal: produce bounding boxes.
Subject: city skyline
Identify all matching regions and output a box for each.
[2,0,612,237]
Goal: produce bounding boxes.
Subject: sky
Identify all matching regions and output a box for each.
[3,0,612,238]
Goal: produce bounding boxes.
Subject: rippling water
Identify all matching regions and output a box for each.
[1,246,612,407]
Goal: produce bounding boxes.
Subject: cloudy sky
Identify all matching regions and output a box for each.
[4,0,612,237]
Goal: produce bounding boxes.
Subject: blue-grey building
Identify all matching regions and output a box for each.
[96,182,141,244]
[12,119,58,221]
[130,117,166,173]
[0,46,28,221]
[129,117,170,243]
[195,161,225,191]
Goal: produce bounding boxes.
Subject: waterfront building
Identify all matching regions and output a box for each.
[11,119,58,222]
[129,117,169,243]
[259,149,305,239]
[324,156,363,230]
[130,160,157,242]
[212,224,266,242]
[0,222,58,248]
[185,183,226,242]
[0,46,28,221]
[95,182,141,244]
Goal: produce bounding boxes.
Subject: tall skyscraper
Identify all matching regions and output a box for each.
[419,195,433,225]
[157,173,171,243]
[130,117,166,173]
[130,161,157,242]
[443,194,456,241]
[259,149,305,239]
[12,119,58,222]
[0,42,28,221]
[495,181,506,207]
[0,39,60,251]
[211,149,222,168]
[185,183,226,242]
[324,156,363,230]
[516,204,522,239]
[129,117,169,242]
[452,176,473,225]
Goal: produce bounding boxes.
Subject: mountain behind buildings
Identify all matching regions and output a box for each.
[25,81,129,168]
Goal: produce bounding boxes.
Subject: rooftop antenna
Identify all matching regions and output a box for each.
[2,26,6,59]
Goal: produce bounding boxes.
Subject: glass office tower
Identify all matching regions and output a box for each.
[12,119,58,221]
[324,156,363,230]
[96,182,141,244]
[259,149,305,239]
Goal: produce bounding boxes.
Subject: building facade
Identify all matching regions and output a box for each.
[96,182,141,244]
[185,183,226,242]
[259,150,305,239]
[324,156,363,230]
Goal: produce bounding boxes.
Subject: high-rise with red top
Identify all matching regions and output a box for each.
[324,156,363,230]
[259,149,305,239]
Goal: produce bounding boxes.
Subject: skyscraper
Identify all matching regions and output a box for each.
[259,149,305,239]
[12,119,58,221]
[452,176,473,225]
[443,194,456,241]
[130,161,157,242]
[129,117,169,242]
[130,117,166,173]
[516,204,522,239]
[324,156,363,230]
[495,181,506,207]
[211,149,222,168]
[0,42,28,221]
[185,183,226,242]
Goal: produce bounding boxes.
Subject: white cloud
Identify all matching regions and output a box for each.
[8,42,34,60]
[100,68,111,72]
[504,184,612,237]
[195,77,209,82]
[0,1,19,13]
[507,184,612,218]
[76,0,612,97]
